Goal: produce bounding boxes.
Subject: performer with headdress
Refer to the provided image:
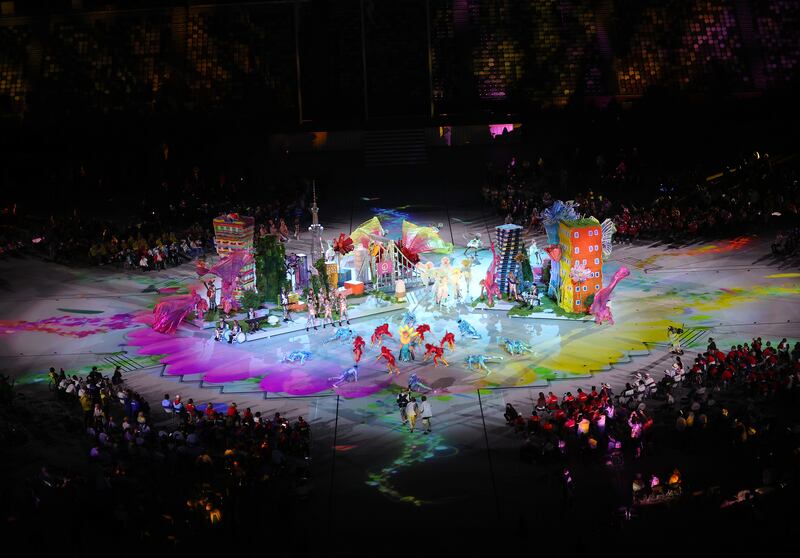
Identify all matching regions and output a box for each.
[398,325,419,362]
[337,290,350,326]
[321,292,335,329]
[305,290,318,332]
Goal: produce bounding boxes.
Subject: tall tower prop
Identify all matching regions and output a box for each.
[213,213,255,298]
[308,181,324,265]
[557,218,604,314]
[494,224,524,294]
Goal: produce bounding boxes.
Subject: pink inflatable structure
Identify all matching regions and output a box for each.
[481,241,501,306]
[196,250,254,314]
[152,289,204,334]
[589,266,630,325]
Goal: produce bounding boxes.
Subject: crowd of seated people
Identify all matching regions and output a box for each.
[485,151,800,243]
[92,230,210,270]
[0,156,312,269]
[31,213,215,269]
[5,364,313,549]
[505,333,800,510]
[771,226,800,257]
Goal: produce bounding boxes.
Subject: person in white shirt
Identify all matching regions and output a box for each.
[405,397,419,433]
[419,395,433,434]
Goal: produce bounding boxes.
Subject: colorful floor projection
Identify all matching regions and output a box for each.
[2,207,798,512]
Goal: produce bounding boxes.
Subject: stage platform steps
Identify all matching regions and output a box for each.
[652,327,710,351]
[365,129,427,166]
[103,351,150,372]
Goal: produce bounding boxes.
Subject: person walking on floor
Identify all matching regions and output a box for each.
[397,388,410,425]
[419,395,433,434]
[406,397,418,433]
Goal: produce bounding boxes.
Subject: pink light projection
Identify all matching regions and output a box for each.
[0,313,137,338]
[127,314,401,398]
[488,123,514,138]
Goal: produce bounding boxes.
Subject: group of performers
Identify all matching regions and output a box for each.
[357,322,457,375]
[507,269,540,306]
[427,257,477,307]
[304,288,350,332]
[213,318,242,344]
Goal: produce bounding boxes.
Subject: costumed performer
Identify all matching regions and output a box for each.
[422,343,448,367]
[415,324,431,341]
[398,324,419,362]
[371,323,392,347]
[376,346,400,375]
[305,291,319,332]
[440,331,456,351]
[408,373,433,392]
[464,233,482,257]
[353,335,366,363]
[337,290,350,326]
[205,280,217,310]
[330,365,358,388]
[321,293,335,329]
[280,287,293,322]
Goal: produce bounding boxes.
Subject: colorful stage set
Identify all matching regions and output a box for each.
[120,201,796,402]
[3,202,798,405]
[120,197,700,397]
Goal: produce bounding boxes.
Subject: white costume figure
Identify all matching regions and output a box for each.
[465,233,482,257]
[305,292,318,332]
[324,240,335,263]
[449,267,463,302]
[435,257,451,306]
[416,261,435,288]
[529,239,542,266]
[321,293,335,328]
[337,290,350,326]
[461,259,473,301]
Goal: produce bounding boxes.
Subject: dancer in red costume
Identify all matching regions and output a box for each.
[415,323,431,341]
[353,335,366,363]
[440,331,456,351]
[371,323,393,346]
[376,346,400,374]
[422,343,449,367]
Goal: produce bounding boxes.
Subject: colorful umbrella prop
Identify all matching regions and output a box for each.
[350,217,385,249]
[400,220,453,257]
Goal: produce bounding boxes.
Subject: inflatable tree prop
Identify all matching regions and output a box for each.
[255,235,288,304]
